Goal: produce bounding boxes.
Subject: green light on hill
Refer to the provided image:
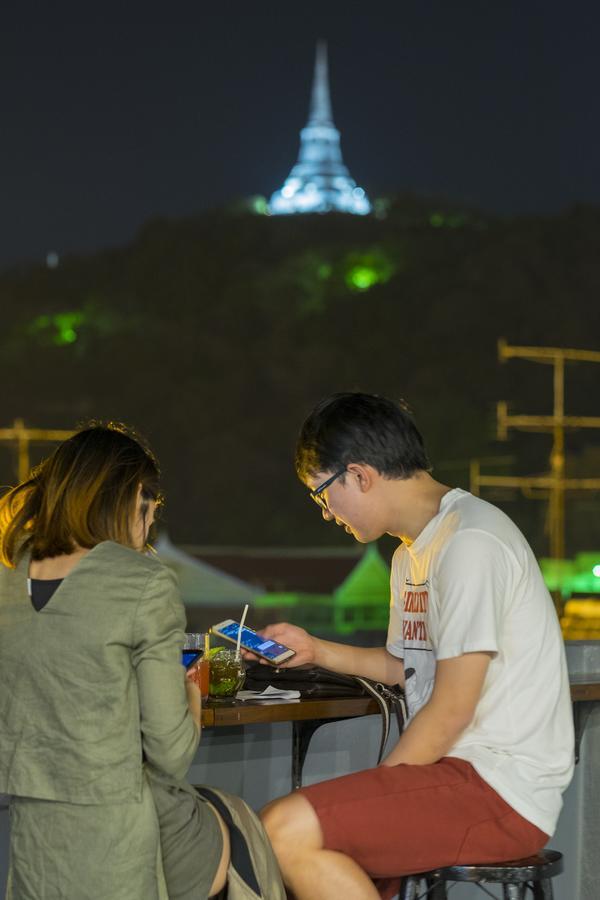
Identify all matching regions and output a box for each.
[373,197,391,220]
[429,211,468,229]
[344,249,396,292]
[251,196,270,216]
[29,311,85,346]
[347,266,379,290]
[54,313,83,344]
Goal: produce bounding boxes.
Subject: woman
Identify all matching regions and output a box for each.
[0,423,229,899]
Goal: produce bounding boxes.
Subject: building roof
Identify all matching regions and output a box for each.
[334,544,390,607]
[155,534,261,607]
[179,544,364,594]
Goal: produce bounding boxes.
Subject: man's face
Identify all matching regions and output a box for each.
[306,467,384,544]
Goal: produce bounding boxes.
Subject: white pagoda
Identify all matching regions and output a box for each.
[269,42,371,216]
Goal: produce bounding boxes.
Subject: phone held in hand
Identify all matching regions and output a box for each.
[182,650,202,669]
[211,619,296,665]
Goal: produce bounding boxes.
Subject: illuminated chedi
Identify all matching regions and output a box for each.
[269,42,371,216]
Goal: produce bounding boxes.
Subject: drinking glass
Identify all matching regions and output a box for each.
[208,649,245,700]
[183,633,210,700]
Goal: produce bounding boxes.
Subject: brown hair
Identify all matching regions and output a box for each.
[0,422,162,567]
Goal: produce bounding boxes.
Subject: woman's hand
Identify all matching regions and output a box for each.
[243,622,318,668]
[185,671,201,732]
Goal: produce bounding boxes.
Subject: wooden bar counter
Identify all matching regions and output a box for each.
[202,678,600,727]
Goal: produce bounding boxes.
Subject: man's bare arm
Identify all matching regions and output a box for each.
[315,637,404,686]
[255,622,405,687]
[381,651,492,766]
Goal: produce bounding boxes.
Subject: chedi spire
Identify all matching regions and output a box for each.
[269,42,371,215]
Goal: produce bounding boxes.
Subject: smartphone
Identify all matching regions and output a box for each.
[182,650,203,669]
[211,619,296,665]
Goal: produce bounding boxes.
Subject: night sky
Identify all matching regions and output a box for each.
[1,1,598,269]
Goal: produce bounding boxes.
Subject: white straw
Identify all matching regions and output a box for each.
[236,603,249,659]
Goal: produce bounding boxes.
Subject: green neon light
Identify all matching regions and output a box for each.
[540,552,600,598]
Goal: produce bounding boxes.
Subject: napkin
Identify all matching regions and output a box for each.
[236,685,301,701]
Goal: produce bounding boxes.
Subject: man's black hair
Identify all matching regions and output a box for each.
[295,392,431,482]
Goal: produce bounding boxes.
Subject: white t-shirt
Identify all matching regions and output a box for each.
[387,488,574,836]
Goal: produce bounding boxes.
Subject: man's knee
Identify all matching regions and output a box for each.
[260,793,323,863]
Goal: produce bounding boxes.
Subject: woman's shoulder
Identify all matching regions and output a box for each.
[88,541,167,578]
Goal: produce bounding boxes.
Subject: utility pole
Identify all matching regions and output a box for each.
[0,419,74,483]
[470,340,600,559]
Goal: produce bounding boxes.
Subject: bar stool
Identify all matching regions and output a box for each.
[399,849,563,899]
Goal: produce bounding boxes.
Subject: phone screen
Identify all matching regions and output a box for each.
[182,650,202,669]
[217,622,292,661]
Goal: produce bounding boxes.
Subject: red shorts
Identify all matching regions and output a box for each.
[300,757,548,900]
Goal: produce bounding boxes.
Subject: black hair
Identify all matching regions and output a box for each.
[295,392,430,482]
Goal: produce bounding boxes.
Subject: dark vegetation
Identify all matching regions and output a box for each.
[1,194,599,555]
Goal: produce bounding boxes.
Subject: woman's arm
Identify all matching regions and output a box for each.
[131,565,199,780]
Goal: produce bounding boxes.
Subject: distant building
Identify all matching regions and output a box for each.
[155,533,262,632]
[168,535,600,642]
[330,544,391,634]
[185,542,390,637]
[269,41,371,216]
[182,543,363,594]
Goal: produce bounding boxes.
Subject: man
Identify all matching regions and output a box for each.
[259,392,574,900]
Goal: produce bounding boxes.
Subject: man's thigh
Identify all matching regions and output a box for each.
[299,757,545,879]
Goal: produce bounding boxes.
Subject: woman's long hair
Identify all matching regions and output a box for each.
[0,422,162,567]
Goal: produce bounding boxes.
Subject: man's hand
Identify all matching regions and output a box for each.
[242,622,316,667]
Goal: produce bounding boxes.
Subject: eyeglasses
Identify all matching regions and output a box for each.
[309,468,346,511]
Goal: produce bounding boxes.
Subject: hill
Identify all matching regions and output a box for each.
[1,195,599,553]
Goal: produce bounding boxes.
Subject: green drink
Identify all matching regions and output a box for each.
[208,649,245,699]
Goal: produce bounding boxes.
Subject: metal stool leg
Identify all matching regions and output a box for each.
[532,879,554,900]
[502,885,525,899]
[399,876,446,899]
[425,876,447,898]
[398,876,418,900]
